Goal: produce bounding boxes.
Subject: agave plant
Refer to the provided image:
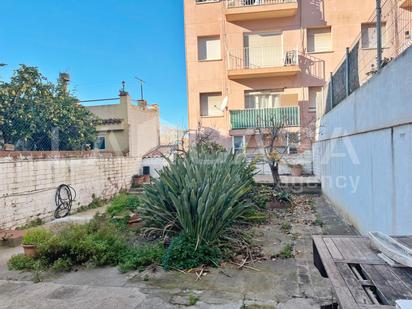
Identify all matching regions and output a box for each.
[140,151,255,247]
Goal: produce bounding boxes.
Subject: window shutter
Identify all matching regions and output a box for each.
[200,93,223,116]
[198,36,221,61]
[308,28,332,53]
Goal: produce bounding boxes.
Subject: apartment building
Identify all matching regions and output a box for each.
[184,0,376,153]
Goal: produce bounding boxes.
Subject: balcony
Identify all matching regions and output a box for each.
[230,106,300,130]
[228,48,300,80]
[225,0,298,22]
[399,0,412,9]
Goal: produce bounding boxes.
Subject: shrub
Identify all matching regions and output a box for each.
[38,215,128,268]
[22,228,53,246]
[141,151,255,246]
[51,258,73,272]
[118,243,165,273]
[162,235,222,271]
[8,254,37,271]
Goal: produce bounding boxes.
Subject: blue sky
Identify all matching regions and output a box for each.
[0,0,188,127]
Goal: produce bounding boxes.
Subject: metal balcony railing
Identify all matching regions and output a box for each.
[230,106,300,129]
[226,0,297,8]
[228,47,298,70]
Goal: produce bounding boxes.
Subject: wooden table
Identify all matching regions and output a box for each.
[313,235,412,308]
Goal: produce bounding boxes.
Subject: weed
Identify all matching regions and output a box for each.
[163,234,222,271]
[280,222,291,233]
[313,217,324,227]
[279,244,294,259]
[118,243,165,273]
[188,294,199,306]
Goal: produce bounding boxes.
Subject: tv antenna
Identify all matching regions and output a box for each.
[135,77,145,100]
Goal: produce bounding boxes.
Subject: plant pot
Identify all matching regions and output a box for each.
[23,244,38,258]
[291,165,303,177]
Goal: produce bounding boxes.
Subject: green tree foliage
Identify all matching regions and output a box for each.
[0,65,96,150]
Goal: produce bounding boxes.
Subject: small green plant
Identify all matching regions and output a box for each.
[107,194,140,216]
[22,228,53,246]
[163,235,222,271]
[243,208,269,224]
[279,244,294,259]
[118,243,165,273]
[275,191,293,204]
[280,221,291,233]
[313,217,324,227]
[8,254,37,271]
[188,294,199,306]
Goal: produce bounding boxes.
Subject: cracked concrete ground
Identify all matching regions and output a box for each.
[0,195,356,308]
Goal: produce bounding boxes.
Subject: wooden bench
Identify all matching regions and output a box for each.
[313,235,412,308]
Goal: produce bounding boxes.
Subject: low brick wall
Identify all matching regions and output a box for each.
[0,152,141,229]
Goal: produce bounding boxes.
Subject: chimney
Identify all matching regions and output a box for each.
[59,73,70,92]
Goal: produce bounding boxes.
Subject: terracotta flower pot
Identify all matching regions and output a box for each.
[291,165,303,177]
[23,244,38,258]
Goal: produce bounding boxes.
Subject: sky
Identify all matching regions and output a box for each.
[0,0,188,128]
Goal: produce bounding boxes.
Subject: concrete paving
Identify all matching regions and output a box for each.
[0,195,355,308]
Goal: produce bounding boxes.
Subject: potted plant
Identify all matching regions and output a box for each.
[290,164,303,176]
[22,228,53,258]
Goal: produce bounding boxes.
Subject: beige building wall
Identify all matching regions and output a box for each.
[86,94,160,157]
[184,0,376,149]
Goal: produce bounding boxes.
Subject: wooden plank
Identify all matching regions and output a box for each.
[395,236,412,248]
[350,237,383,262]
[358,305,394,309]
[324,237,344,260]
[313,236,360,309]
[392,267,412,288]
[335,259,386,265]
[362,264,412,305]
[336,263,373,305]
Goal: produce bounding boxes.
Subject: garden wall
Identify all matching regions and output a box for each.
[0,151,141,229]
[313,46,412,235]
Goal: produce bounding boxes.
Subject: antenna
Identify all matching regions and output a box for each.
[135,77,145,100]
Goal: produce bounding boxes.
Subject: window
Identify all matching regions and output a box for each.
[307,27,332,53]
[308,87,323,113]
[245,90,281,109]
[361,23,386,49]
[95,136,106,150]
[200,92,224,117]
[198,36,221,61]
[244,32,283,67]
[232,136,245,155]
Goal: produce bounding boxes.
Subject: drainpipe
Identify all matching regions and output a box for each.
[376,0,383,70]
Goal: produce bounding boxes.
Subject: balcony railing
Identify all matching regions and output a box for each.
[230,106,300,130]
[226,0,297,8]
[228,47,298,70]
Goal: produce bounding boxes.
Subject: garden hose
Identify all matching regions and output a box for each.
[54,184,76,219]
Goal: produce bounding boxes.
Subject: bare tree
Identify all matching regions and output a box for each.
[253,114,303,189]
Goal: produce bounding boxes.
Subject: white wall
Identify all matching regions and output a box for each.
[314,46,412,235]
[0,153,141,229]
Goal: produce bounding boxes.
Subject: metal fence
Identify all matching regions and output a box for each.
[326,0,412,113]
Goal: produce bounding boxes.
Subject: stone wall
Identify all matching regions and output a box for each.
[0,151,141,229]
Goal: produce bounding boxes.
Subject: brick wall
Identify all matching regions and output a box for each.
[0,152,141,229]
